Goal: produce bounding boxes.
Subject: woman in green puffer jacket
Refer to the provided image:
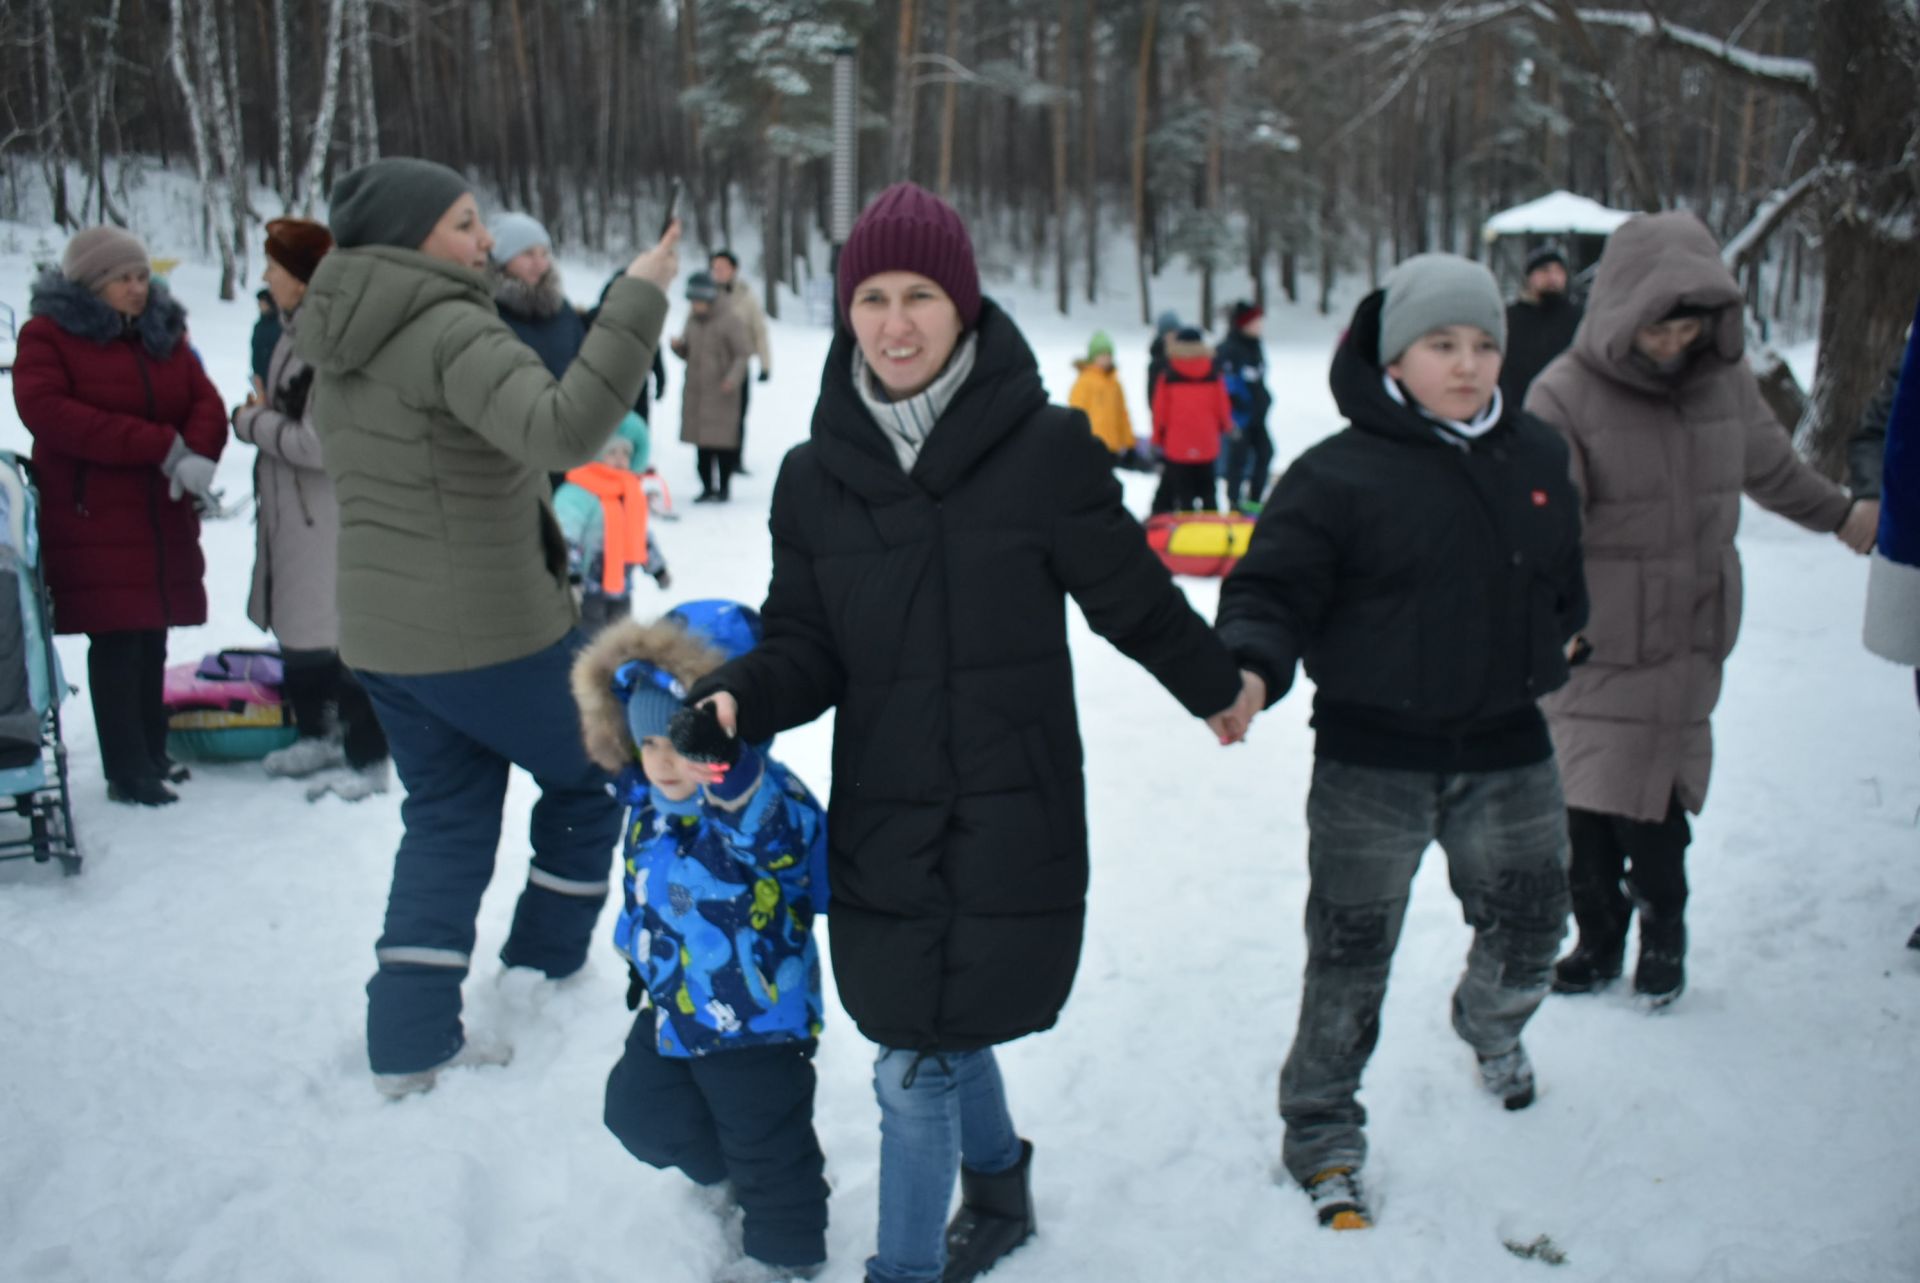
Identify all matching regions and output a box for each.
[292,156,682,1095]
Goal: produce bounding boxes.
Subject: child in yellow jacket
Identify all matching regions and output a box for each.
[1068,332,1140,466]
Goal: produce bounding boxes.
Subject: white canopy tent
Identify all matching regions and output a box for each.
[1481,190,1637,242]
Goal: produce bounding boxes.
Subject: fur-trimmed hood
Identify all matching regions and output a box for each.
[571,617,730,772]
[493,265,571,322]
[28,268,189,359]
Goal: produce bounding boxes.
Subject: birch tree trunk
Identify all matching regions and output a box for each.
[273,0,292,207]
[346,0,379,169]
[84,0,128,226]
[205,0,250,288]
[1052,0,1070,315]
[297,0,348,215]
[1132,0,1159,325]
[169,0,238,298]
[1082,0,1098,305]
[31,0,75,230]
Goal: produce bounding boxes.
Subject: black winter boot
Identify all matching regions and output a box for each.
[942,1140,1035,1282]
[1634,917,1687,1008]
[1907,922,1920,952]
[1551,940,1625,994]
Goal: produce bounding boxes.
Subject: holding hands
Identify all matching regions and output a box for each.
[1205,669,1267,746]
[1837,499,1880,554]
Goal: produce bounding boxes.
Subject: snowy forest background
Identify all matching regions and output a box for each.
[2,0,1918,473]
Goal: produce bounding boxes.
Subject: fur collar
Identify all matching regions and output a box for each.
[493,267,570,322]
[28,268,189,359]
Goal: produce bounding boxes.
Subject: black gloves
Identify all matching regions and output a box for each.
[668,702,740,768]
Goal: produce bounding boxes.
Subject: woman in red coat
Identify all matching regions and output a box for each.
[11,227,228,805]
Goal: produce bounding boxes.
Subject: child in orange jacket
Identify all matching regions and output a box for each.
[1068,331,1139,466]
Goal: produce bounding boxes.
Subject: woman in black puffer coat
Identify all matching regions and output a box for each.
[689,183,1254,1283]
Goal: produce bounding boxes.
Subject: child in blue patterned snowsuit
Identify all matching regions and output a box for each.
[571,600,830,1282]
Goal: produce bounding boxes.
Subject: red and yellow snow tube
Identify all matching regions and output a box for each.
[1144,511,1256,577]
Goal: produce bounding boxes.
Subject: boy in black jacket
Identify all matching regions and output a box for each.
[1217,254,1586,1232]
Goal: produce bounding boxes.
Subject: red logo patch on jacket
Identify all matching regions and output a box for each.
[1530,489,1549,507]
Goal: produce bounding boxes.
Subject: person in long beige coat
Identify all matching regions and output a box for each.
[232,217,390,800]
[671,270,752,502]
[1525,211,1879,1006]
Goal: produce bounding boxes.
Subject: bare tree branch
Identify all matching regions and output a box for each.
[1570,5,1817,99]
[1547,0,1663,210]
[1722,163,1827,270]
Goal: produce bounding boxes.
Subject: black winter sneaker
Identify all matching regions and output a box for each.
[1634,948,1686,1008]
[1551,942,1624,993]
[942,1140,1035,1282]
[107,777,178,807]
[1476,1042,1536,1110]
[1304,1166,1372,1230]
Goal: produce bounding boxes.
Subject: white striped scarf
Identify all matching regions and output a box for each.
[851,334,981,473]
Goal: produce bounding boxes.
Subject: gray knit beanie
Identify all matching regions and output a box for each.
[1379,253,1506,364]
[489,212,550,267]
[328,157,471,250]
[63,226,151,293]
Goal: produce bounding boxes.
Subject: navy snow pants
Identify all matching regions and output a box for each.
[605,1021,828,1269]
[358,632,621,1074]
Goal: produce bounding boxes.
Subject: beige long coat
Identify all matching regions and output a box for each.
[676,306,752,450]
[1526,212,1852,823]
[232,311,340,651]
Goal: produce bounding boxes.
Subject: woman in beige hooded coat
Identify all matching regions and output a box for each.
[1525,211,1878,1006]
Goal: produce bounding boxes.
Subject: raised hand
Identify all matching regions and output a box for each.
[625,220,683,290]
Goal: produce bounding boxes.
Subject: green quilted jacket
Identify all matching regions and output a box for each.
[294,246,667,673]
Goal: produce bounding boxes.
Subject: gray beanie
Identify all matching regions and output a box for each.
[1379,253,1506,364]
[63,226,151,293]
[489,212,550,267]
[328,157,470,250]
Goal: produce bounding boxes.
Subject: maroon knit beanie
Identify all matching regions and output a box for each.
[836,183,982,329]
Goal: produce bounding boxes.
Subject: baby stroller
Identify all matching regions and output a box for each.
[0,451,79,874]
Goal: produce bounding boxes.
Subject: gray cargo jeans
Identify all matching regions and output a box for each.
[1279,757,1571,1185]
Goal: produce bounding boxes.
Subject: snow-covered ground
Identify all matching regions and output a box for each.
[1,204,1916,1283]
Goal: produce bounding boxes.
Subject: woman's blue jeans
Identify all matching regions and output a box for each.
[867,1047,1024,1283]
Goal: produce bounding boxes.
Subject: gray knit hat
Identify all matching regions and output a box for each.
[1379,253,1506,364]
[62,226,150,293]
[489,212,550,267]
[327,157,470,250]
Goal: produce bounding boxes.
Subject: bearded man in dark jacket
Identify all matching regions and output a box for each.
[1498,243,1584,408]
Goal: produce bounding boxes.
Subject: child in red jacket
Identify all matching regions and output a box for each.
[1151,327,1234,512]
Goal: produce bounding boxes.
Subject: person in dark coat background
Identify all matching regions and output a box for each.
[1146,308,1180,406]
[1498,243,1584,409]
[251,288,281,387]
[12,226,228,806]
[688,182,1259,1283]
[1219,300,1274,511]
